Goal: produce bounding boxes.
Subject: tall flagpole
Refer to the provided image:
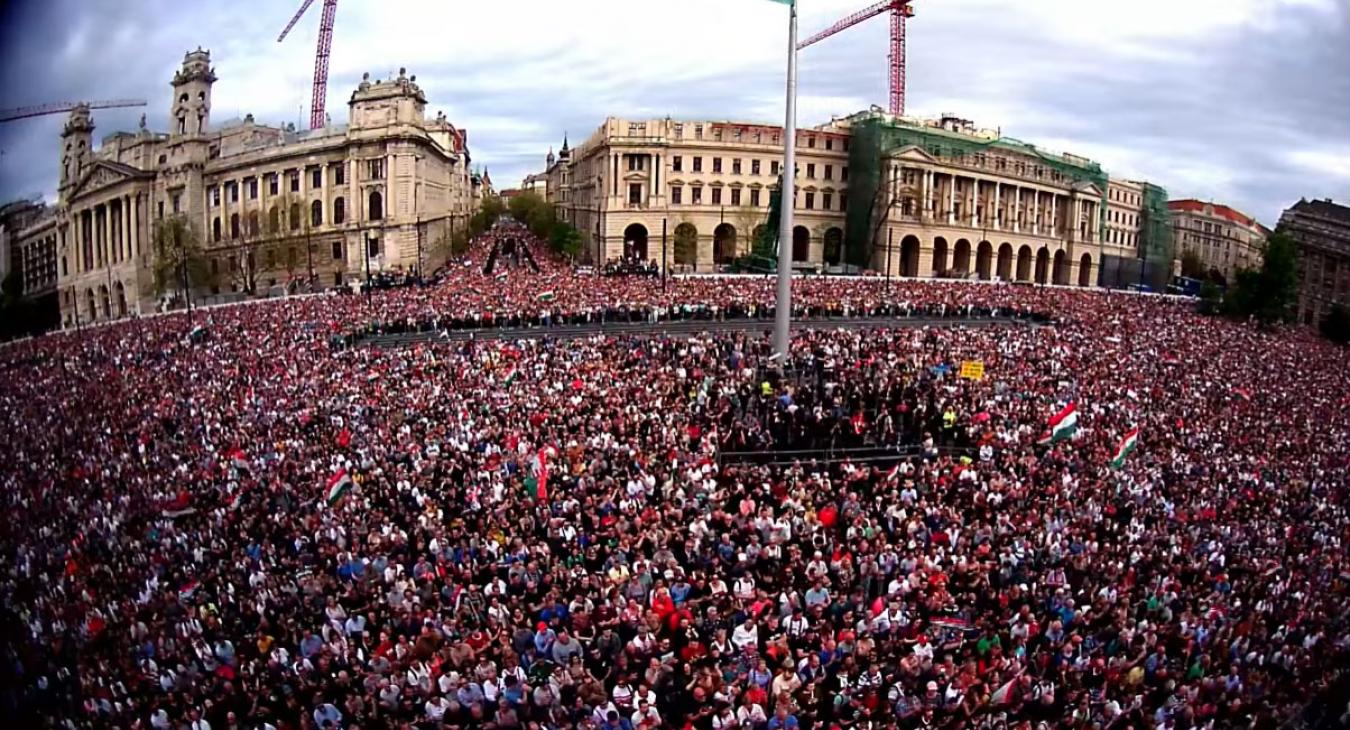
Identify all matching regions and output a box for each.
[772,0,798,359]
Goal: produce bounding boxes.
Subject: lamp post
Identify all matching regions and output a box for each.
[771,0,799,359]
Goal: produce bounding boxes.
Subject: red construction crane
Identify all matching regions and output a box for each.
[0,99,147,124]
[798,0,916,117]
[277,0,339,130]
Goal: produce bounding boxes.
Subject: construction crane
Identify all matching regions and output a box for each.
[0,99,148,124]
[277,0,340,130]
[798,0,917,118]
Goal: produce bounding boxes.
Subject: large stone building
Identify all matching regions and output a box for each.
[8,48,474,328]
[543,109,1166,286]
[1280,198,1350,326]
[1169,199,1266,282]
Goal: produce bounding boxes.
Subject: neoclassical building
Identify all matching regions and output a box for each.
[1169,199,1267,283]
[13,48,474,327]
[542,110,1166,286]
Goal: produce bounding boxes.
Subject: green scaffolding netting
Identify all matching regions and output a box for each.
[843,113,1112,270]
[1139,182,1173,289]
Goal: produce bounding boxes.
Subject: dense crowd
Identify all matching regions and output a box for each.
[2,226,1348,730]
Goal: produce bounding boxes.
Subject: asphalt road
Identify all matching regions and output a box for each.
[359,315,1037,347]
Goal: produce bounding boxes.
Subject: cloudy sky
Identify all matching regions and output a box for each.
[1,0,1346,224]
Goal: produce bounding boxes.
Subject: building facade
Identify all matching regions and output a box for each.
[545,111,1157,286]
[1169,199,1266,283]
[11,49,474,328]
[1280,198,1350,326]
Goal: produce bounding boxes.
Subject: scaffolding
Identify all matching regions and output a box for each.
[842,112,1111,270]
[1138,182,1173,290]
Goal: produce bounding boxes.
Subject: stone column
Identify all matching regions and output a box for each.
[1051,195,1059,238]
[1013,188,1021,234]
[971,178,979,227]
[993,184,1001,230]
[1032,191,1041,236]
[101,204,110,267]
[945,174,954,225]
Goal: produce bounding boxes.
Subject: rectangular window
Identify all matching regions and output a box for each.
[289,172,300,192]
[671,186,682,205]
[268,174,279,196]
[311,168,322,189]
[368,159,384,180]
[731,188,741,206]
[367,237,381,258]
[807,164,816,179]
[695,125,703,140]
[628,184,642,205]
[334,164,345,185]
[693,157,703,173]
[752,159,761,175]
[331,240,342,260]
[158,201,165,219]
[673,123,684,139]
[713,126,722,141]
[840,196,846,213]
[751,189,761,207]
[824,165,833,181]
[823,192,833,211]
[672,156,683,172]
[628,156,644,171]
[228,182,238,203]
[692,187,703,204]
[807,136,816,148]
[713,158,722,174]
[712,188,722,205]
[805,192,815,210]
[248,178,258,199]
[210,186,220,207]
[172,193,181,214]
[841,166,849,182]
[825,138,833,151]
[771,161,780,176]
[732,159,741,175]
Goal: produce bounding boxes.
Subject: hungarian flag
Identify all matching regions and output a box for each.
[226,448,250,473]
[525,447,552,501]
[851,412,866,435]
[1037,402,1079,445]
[336,428,352,448]
[495,272,509,282]
[1110,428,1140,469]
[501,366,517,387]
[325,468,354,507]
[884,463,900,482]
[178,580,201,602]
[1233,387,1252,402]
[537,290,556,302]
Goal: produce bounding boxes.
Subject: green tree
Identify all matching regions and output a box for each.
[1179,248,1206,279]
[549,221,582,259]
[152,215,212,299]
[1320,304,1350,345]
[1223,231,1299,325]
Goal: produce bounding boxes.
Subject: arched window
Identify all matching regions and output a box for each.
[289,203,301,231]
[333,197,345,224]
[247,211,260,237]
[212,217,221,242]
[368,191,383,221]
[311,200,323,227]
[268,206,280,234]
[229,213,240,239]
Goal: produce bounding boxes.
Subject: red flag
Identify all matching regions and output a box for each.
[337,428,352,448]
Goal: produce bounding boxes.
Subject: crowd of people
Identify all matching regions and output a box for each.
[1,225,1348,730]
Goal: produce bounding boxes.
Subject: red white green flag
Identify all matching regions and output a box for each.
[1110,427,1140,469]
[1037,402,1079,445]
[325,468,354,507]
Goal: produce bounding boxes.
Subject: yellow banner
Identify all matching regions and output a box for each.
[960,360,986,380]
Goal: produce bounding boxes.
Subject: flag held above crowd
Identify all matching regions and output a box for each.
[1037,402,1079,445]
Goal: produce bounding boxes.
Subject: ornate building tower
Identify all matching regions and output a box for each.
[58,104,94,202]
[170,48,216,137]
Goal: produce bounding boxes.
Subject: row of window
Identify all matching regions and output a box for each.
[210,192,384,242]
[665,185,844,212]
[665,122,849,152]
[667,155,849,182]
[208,160,384,208]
